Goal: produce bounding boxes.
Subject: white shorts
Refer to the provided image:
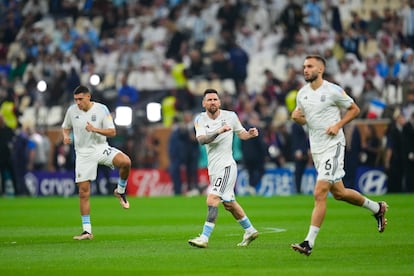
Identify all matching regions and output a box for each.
[75,144,121,183]
[208,162,237,202]
[312,143,345,184]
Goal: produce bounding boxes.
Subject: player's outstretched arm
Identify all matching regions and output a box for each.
[238,128,258,140]
[197,125,231,145]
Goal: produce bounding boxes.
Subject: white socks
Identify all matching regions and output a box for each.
[305,225,320,248]
[362,198,380,214]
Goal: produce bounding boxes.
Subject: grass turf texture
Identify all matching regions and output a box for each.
[0,194,412,275]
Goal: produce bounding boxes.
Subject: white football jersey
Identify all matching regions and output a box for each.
[62,102,115,154]
[194,110,245,173]
[296,80,354,154]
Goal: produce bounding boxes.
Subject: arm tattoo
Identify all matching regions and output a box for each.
[207,206,218,223]
[198,131,219,145]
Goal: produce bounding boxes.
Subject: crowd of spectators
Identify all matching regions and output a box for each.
[1,0,414,195]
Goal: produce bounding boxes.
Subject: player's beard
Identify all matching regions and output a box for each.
[305,72,318,83]
[207,105,218,115]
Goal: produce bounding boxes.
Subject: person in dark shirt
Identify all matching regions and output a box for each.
[241,113,267,195]
[291,123,309,194]
[384,112,405,193]
[0,114,15,195]
[402,111,414,192]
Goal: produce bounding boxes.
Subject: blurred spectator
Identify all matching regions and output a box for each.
[58,30,75,54]
[209,48,232,80]
[384,111,405,193]
[216,0,240,33]
[22,68,38,98]
[359,124,382,167]
[291,123,309,194]
[265,122,292,168]
[333,59,353,94]
[99,4,119,39]
[0,114,15,195]
[21,0,49,27]
[46,68,67,106]
[236,26,259,57]
[161,90,177,127]
[366,10,384,37]
[359,32,380,60]
[244,1,271,35]
[165,20,188,61]
[402,111,414,192]
[117,74,139,107]
[227,39,249,93]
[349,11,368,35]
[30,126,51,171]
[168,116,185,195]
[1,8,22,44]
[302,0,323,30]
[326,0,343,33]
[343,124,362,188]
[279,0,303,40]
[359,79,381,118]
[363,55,385,91]
[9,57,27,82]
[399,47,414,83]
[341,28,362,61]
[376,54,402,105]
[128,61,163,91]
[0,89,18,130]
[49,0,79,20]
[376,20,395,57]
[240,112,267,195]
[348,64,365,100]
[53,136,75,172]
[0,57,11,78]
[171,55,188,90]
[402,89,414,121]
[117,42,141,72]
[186,5,208,50]
[400,0,414,49]
[82,21,100,49]
[11,125,36,195]
[331,32,345,62]
[262,69,282,103]
[136,127,159,168]
[185,49,208,79]
[324,48,340,76]
[182,111,200,196]
[65,66,81,103]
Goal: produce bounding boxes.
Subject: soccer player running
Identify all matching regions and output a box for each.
[188,89,259,248]
[290,55,388,256]
[62,85,131,240]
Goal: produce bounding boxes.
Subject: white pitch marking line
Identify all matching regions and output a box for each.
[226,227,286,236]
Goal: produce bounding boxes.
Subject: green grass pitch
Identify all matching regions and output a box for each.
[0,194,413,275]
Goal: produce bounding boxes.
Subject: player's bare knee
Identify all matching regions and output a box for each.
[122,155,131,168]
[206,194,220,206]
[314,192,327,202]
[78,188,90,199]
[116,153,131,169]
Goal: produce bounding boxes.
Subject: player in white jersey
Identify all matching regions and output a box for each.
[290,55,388,256]
[188,89,259,248]
[62,85,131,240]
